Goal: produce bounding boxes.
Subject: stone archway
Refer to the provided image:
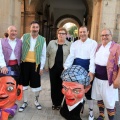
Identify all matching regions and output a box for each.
[57,18,80,29]
[21,0,102,42]
[55,15,82,28]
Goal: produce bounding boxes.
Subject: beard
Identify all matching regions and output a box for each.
[31,31,39,36]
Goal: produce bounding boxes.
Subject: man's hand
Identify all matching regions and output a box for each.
[0,66,8,74]
[39,69,43,75]
[88,72,94,82]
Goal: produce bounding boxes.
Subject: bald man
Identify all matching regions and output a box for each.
[0,26,22,84]
[92,29,120,120]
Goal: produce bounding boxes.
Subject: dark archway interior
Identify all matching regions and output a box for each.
[22,0,93,44]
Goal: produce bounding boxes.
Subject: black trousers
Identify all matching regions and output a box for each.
[20,62,41,88]
[49,66,64,106]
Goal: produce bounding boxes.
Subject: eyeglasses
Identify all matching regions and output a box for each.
[100,34,111,37]
[58,33,66,35]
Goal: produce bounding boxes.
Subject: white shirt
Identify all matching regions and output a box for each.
[8,38,17,60]
[67,98,83,111]
[64,38,97,73]
[0,38,17,68]
[95,41,120,65]
[21,35,46,70]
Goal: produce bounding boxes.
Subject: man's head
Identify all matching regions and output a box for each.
[57,27,67,41]
[79,26,89,42]
[61,65,91,106]
[100,29,112,46]
[30,21,40,37]
[0,76,22,109]
[7,26,17,40]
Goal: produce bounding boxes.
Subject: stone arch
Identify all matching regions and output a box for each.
[57,18,80,29]
[20,0,102,40]
[55,15,82,28]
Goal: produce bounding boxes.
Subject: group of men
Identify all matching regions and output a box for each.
[0,20,120,120]
[63,27,120,120]
[0,21,46,112]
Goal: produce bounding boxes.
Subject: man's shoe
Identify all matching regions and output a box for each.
[52,105,56,110]
[56,106,61,110]
[34,100,42,110]
[89,115,94,120]
[96,116,105,120]
[19,102,28,112]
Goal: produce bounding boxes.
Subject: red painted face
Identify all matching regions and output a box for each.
[62,81,85,106]
[0,76,17,109]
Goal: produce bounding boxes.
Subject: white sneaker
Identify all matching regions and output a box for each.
[34,100,42,110]
[89,115,94,120]
[19,102,28,112]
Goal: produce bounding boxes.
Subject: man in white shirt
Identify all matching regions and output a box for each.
[64,26,97,120]
[0,26,22,84]
[19,21,46,112]
[92,29,120,120]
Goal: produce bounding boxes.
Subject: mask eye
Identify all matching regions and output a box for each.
[73,89,80,94]
[63,85,68,91]
[7,86,14,91]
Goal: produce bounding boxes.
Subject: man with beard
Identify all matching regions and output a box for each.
[64,26,97,120]
[19,21,46,112]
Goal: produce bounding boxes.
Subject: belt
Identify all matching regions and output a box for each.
[8,59,18,66]
[95,64,108,80]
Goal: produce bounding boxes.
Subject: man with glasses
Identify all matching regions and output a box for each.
[92,29,120,120]
[64,26,97,120]
[19,21,46,112]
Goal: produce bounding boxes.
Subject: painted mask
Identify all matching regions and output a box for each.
[62,81,85,106]
[0,76,22,109]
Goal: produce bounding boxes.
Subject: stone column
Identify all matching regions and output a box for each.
[100,0,118,42]
[87,15,92,37]
[0,0,21,38]
[90,0,102,42]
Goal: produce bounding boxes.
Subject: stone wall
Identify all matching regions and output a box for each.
[0,0,21,38]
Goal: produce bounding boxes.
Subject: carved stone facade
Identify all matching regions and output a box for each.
[0,0,120,43]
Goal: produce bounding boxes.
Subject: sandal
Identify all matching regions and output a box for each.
[56,106,61,110]
[52,105,56,110]
[19,102,28,112]
[34,100,42,110]
[96,116,105,120]
[35,104,42,110]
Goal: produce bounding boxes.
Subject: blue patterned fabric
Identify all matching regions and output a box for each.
[0,66,19,77]
[61,65,90,86]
